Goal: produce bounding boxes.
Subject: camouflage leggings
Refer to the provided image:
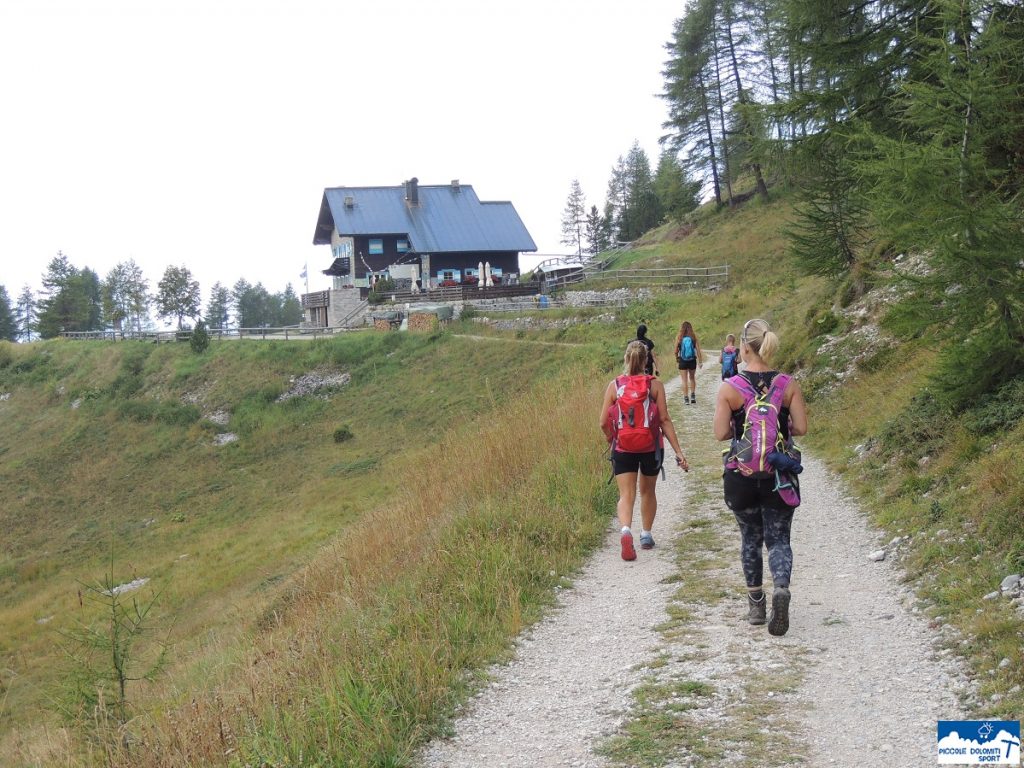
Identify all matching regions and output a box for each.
[732,505,794,589]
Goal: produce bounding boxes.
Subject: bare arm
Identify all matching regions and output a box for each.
[600,379,616,442]
[650,349,660,375]
[785,379,808,437]
[696,339,705,367]
[713,382,740,441]
[653,381,689,471]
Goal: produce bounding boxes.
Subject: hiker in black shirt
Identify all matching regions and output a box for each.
[631,324,659,376]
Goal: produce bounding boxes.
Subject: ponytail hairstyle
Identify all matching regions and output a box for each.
[740,318,779,363]
[623,340,649,376]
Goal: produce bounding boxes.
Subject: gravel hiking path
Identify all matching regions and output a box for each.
[417,363,970,767]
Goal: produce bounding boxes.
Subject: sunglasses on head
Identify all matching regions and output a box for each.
[741,319,768,345]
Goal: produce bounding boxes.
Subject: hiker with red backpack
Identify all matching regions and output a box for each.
[601,341,689,562]
[713,319,808,637]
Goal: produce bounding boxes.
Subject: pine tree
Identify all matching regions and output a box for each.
[559,179,587,257]
[855,0,1024,404]
[277,284,303,326]
[0,286,16,342]
[36,253,100,337]
[662,1,725,205]
[14,285,36,342]
[584,205,612,256]
[654,149,702,220]
[206,282,232,330]
[619,142,661,241]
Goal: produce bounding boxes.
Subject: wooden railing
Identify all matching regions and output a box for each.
[60,326,352,342]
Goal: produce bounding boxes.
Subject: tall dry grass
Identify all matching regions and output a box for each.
[38,369,612,767]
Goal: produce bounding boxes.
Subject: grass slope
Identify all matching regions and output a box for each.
[1,188,1021,765]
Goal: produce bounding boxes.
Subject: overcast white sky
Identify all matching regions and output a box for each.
[1,0,682,300]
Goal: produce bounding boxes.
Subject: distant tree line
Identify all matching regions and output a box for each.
[561,142,702,257]
[0,253,303,341]
[660,0,1024,405]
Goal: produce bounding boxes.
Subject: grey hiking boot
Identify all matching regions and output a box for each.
[768,587,791,636]
[747,592,766,625]
[639,532,655,550]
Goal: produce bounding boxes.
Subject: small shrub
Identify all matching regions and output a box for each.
[878,389,950,459]
[0,341,14,369]
[190,320,210,354]
[333,425,354,443]
[962,377,1024,435]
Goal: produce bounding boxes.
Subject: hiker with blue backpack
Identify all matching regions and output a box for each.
[720,333,740,379]
[601,341,689,561]
[713,318,808,636]
[674,321,704,404]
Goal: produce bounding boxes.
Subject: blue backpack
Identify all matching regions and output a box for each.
[678,336,696,363]
[721,347,739,378]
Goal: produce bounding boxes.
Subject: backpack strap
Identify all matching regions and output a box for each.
[764,373,791,408]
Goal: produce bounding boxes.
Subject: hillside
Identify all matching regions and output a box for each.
[1,190,1022,766]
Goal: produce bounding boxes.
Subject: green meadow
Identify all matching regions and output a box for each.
[2,189,1021,766]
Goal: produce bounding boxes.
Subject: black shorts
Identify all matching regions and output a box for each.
[678,359,697,371]
[612,450,663,476]
[722,470,793,512]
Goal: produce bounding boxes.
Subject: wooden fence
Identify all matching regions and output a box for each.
[60,326,349,342]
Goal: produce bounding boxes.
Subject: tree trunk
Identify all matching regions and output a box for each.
[723,0,769,199]
[711,17,734,206]
[698,68,723,206]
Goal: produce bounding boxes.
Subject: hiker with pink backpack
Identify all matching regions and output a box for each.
[601,341,689,562]
[713,319,808,636]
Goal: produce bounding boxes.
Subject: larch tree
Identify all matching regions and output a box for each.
[559,179,587,257]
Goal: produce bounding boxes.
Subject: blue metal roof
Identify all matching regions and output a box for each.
[313,183,537,253]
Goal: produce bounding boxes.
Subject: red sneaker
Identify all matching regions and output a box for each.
[620,531,637,561]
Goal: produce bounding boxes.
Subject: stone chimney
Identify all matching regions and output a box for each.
[405,177,419,206]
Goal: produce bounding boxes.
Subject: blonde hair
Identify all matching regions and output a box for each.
[740,318,780,363]
[623,340,648,375]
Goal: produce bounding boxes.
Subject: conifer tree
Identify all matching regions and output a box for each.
[559,179,587,257]
[14,285,36,342]
[856,0,1024,403]
[584,205,612,256]
[0,286,15,342]
[654,149,702,220]
[206,282,231,329]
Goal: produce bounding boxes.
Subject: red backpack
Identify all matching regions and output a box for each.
[608,374,662,453]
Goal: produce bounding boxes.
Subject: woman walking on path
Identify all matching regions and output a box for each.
[674,321,704,404]
[713,318,807,636]
[631,323,660,376]
[601,342,688,561]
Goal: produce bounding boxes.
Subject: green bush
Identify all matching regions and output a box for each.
[0,341,14,369]
[962,377,1024,435]
[333,425,354,443]
[367,277,397,305]
[190,320,210,354]
[877,389,950,460]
